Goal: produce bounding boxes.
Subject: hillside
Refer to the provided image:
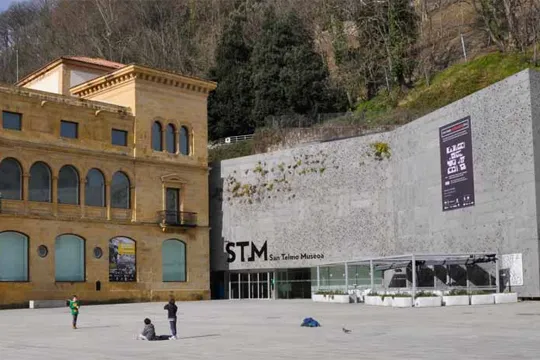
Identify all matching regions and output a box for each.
[1,0,538,153]
[209,52,540,162]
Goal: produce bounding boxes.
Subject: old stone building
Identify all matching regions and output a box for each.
[0,56,216,306]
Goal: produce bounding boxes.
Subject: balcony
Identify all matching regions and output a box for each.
[157,210,198,231]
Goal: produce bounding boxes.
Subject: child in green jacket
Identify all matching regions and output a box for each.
[68,295,80,329]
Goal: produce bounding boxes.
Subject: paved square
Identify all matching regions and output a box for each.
[1,300,540,359]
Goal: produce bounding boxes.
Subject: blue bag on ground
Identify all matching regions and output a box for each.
[301,317,320,327]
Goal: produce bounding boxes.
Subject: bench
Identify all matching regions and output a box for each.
[29,300,67,309]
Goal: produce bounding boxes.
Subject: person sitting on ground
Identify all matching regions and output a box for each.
[137,318,156,340]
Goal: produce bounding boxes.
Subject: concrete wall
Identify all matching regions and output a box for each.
[211,69,540,296]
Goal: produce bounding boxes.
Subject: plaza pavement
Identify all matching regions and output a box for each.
[0,299,539,359]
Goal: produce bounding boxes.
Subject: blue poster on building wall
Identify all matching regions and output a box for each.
[439,116,475,211]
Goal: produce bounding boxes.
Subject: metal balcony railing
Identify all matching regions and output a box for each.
[157,211,198,228]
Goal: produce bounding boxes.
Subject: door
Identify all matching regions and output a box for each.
[165,188,180,224]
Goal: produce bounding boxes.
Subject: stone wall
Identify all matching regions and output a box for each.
[211,69,540,296]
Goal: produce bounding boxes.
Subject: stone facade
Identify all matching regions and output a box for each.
[211,69,540,297]
[0,57,216,306]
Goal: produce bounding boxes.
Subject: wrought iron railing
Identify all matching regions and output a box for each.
[157,211,198,227]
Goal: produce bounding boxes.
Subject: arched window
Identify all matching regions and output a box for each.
[152,121,163,151]
[109,237,136,282]
[85,169,105,207]
[0,158,22,200]
[111,171,130,209]
[55,234,85,282]
[29,161,51,202]
[162,239,186,282]
[0,231,28,281]
[179,126,190,155]
[166,124,176,154]
[58,165,79,205]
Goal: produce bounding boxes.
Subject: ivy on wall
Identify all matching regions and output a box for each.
[224,151,331,204]
[221,141,391,205]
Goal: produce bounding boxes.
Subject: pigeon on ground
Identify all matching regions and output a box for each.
[342,327,352,334]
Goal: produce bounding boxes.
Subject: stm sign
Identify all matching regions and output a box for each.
[226,241,268,263]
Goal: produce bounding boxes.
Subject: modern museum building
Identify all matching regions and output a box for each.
[210,69,540,300]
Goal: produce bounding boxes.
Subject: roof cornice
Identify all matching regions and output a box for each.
[70,64,217,97]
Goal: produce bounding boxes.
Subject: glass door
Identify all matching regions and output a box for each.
[165,188,179,224]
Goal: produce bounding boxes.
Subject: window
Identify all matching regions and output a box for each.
[61,120,78,139]
[152,121,162,151]
[2,111,21,131]
[179,126,190,155]
[0,158,22,200]
[162,239,186,282]
[58,165,79,205]
[0,231,28,281]
[85,169,105,207]
[55,234,85,282]
[111,171,130,209]
[29,162,52,202]
[112,129,128,146]
[166,124,176,153]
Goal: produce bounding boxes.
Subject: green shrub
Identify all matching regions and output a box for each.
[392,293,412,298]
[468,290,493,295]
[414,291,437,297]
[315,290,348,296]
[446,289,469,296]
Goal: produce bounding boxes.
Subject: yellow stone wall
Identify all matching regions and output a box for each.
[0,69,212,306]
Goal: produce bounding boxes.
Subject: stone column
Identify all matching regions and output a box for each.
[106,180,111,220]
[130,185,136,222]
[80,178,86,218]
[52,175,58,216]
[23,173,30,215]
[161,129,167,153]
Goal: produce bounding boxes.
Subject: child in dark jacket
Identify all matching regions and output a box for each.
[164,298,178,340]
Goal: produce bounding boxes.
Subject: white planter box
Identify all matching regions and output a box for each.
[392,297,413,307]
[329,295,351,303]
[382,296,393,306]
[414,296,442,307]
[443,295,470,306]
[494,293,518,304]
[471,294,495,305]
[312,294,350,303]
[29,300,66,309]
[364,296,383,306]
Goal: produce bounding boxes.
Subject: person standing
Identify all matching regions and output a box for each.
[163,297,178,340]
[68,295,80,329]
